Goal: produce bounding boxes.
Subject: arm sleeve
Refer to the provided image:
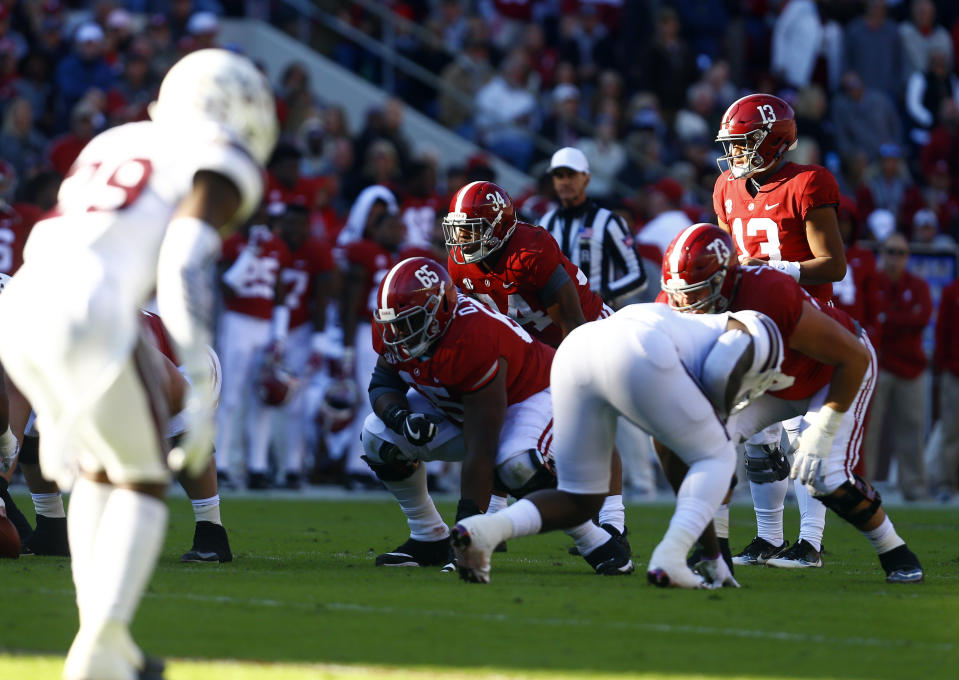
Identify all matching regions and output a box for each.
[368,362,410,407]
[602,213,647,298]
[156,217,222,377]
[536,264,571,307]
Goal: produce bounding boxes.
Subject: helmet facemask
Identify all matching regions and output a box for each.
[374,286,448,359]
[442,212,513,264]
[716,128,770,179]
[662,268,730,313]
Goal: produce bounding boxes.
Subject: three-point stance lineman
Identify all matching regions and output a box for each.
[362,257,632,575]
[452,303,786,586]
[0,49,277,679]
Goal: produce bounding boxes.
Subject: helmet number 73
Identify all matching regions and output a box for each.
[731,216,781,260]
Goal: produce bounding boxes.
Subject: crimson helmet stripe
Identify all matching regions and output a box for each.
[667,224,704,281]
[454,181,484,213]
[379,260,407,310]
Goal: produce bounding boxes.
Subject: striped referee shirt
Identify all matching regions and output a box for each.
[541,201,647,303]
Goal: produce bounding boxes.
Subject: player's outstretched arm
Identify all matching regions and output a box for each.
[800,206,847,285]
[458,359,508,516]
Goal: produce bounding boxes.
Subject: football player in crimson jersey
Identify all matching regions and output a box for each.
[713,93,847,568]
[443,181,629,538]
[216,217,293,489]
[660,224,924,583]
[251,201,335,489]
[363,257,632,575]
[0,49,278,679]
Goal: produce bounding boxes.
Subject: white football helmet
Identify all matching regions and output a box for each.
[149,48,278,166]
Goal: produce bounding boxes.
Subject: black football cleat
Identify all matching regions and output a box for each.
[583,536,635,576]
[879,544,924,584]
[247,471,273,490]
[569,524,631,557]
[180,521,233,563]
[375,536,453,567]
[732,536,788,566]
[22,514,70,556]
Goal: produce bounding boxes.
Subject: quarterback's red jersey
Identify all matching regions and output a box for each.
[345,239,398,324]
[0,204,36,276]
[832,244,881,341]
[221,230,292,319]
[713,162,840,302]
[372,294,555,424]
[282,238,334,329]
[139,309,178,364]
[446,222,605,347]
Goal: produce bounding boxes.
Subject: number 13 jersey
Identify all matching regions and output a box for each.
[713,162,839,303]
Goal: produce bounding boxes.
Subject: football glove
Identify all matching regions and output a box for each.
[383,405,440,447]
[790,405,844,494]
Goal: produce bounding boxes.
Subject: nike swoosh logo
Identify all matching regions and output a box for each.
[503,282,514,288]
[765,203,780,210]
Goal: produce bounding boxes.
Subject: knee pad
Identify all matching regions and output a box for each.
[18,434,39,465]
[817,475,882,528]
[494,449,557,499]
[361,453,419,482]
[743,443,790,484]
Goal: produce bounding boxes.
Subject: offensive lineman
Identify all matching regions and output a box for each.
[661,224,924,584]
[363,257,632,575]
[0,48,277,680]
[713,93,846,568]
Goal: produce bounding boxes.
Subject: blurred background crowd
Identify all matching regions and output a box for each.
[0,0,956,502]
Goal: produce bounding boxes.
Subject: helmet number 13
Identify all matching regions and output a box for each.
[757,104,776,124]
[731,216,781,260]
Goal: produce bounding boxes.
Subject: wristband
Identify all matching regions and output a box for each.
[382,403,410,434]
[767,260,801,282]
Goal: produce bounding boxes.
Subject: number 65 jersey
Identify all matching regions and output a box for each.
[372,294,555,425]
[713,161,839,302]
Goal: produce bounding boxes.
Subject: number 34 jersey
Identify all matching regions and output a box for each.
[446,222,606,348]
[24,120,263,308]
[372,294,555,425]
[713,162,839,302]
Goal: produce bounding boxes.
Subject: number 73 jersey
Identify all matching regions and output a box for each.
[446,222,606,348]
[713,162,839,302]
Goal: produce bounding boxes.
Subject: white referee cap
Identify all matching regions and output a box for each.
[548,147,589,174]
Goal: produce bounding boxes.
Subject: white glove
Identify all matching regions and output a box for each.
[693,555,741,588]
[789,405,844,494]
[167,381,216,477]
[0,426,18,474]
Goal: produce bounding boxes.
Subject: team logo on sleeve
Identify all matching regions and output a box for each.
[724,199,732,214]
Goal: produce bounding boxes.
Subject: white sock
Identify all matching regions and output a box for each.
[659,455,735,559]
[381,464,448,542]
[714,503,730,539]
[863,517,905,555]
[32,492,66,519]
[795,482,826,551]
[502,498,542,538]
[67,478,113,620]
[191,495,221,525]
[598,494,625,533]
[88,489,168,626]
[750,478,787,546]
[486,494,508,514]
[565,520,612,556]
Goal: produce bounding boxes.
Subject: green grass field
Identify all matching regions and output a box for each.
[3,493,958,679]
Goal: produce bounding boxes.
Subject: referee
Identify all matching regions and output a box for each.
[540,147,655,498]
[540,147,647,309]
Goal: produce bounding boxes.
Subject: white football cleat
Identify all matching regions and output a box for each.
[647,544,712,589]
[450,514,511,584]
[693,555,741,588]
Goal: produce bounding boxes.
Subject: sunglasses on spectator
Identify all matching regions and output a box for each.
[883,248,909,256]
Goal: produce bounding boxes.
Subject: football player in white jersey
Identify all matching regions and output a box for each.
[0,49,277,680]
[452,303,787,587]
